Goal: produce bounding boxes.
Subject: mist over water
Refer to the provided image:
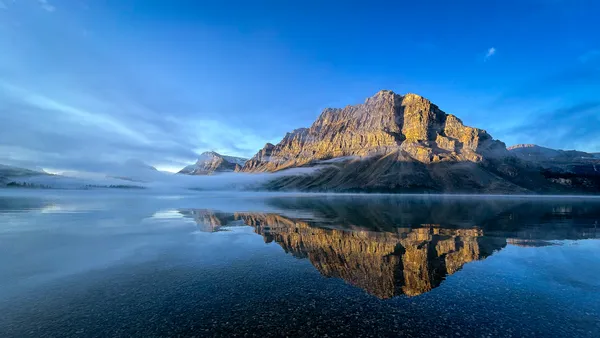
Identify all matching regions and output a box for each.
[1,190,599,337]
[3,164,324,192]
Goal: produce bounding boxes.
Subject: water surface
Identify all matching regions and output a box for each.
[1,190,599,337]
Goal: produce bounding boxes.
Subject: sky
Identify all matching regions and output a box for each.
[0,0,599,173]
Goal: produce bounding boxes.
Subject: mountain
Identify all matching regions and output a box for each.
[241,90,600,193]
[0,164,48,177]
[179,151,248,175]
[0,164,50,187]
[508,144,600,181]
[242,91,507,172]
[508,144,594,162]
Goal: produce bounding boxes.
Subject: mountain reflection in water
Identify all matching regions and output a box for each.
[179,197,599,299]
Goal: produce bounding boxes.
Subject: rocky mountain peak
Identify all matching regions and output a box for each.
[241,90,507,172]
[196,151,219,162]
[179,151,248,175]
[364,89,397,102]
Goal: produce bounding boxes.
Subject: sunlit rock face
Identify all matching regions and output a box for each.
[238,91,568,193]
[237,213,506,299]
[241,91,507,173]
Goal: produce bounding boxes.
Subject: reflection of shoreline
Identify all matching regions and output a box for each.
[506,239,559,247]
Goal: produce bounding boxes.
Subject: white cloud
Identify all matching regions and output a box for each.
[38,0,55,12]
[0,82,149,144]
[484,47,496,61]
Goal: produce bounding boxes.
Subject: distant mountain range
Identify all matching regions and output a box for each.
[507,144,597,162]
[0,164,49,177]
[0,164,50,187]
[178,151,247,175]
[0,161,157,189]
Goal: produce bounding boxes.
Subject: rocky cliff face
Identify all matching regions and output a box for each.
[178,151,247,175]
[242,91,507,173]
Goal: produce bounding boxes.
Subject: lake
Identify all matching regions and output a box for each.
[1,190,599,337]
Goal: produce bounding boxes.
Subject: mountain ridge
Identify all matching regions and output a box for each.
[241,91,507,173]
[240,90,599,194]
[507,144,595,162]
[179,151,248,175]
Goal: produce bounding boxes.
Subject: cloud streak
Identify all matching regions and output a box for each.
[38,0,55,12]
[502,102,600,151]
[0,80,271,172]
[484,47,496,61]
[0,8,274,173]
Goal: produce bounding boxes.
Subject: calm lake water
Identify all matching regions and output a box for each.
[1,190,599,337]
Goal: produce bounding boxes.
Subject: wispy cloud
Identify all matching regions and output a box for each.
[0,1,6,10]
[484,47,496,61]
[579,50,600,64]
[0,6,277,172]
[0,80,270,172]
[492,54,600,106]
[38,0,55,12]
[0,82,149,143]
[503,102,600,151]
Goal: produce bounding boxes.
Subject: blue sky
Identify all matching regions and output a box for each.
[0,0,598,172]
